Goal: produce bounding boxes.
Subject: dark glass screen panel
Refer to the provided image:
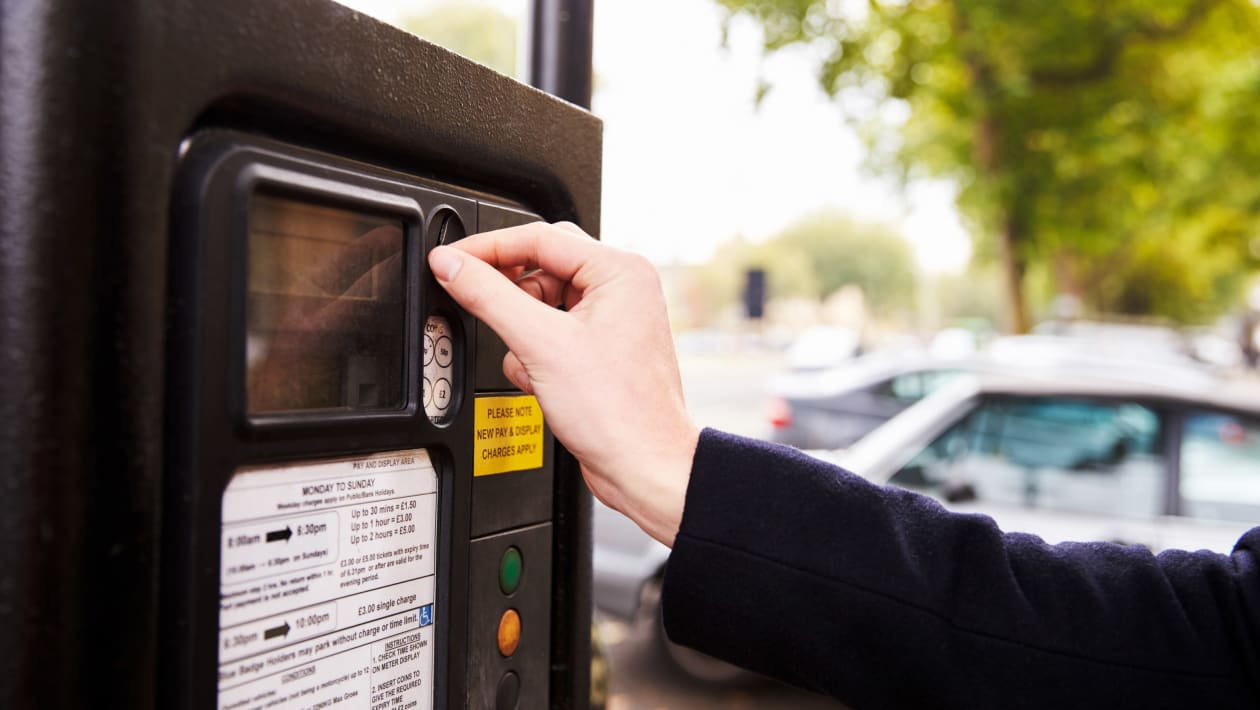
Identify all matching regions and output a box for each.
[246,194,405,413]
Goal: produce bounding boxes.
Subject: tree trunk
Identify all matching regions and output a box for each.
[955,1,1035,333]
[975,112,1033,334]
[996,215,1030,333]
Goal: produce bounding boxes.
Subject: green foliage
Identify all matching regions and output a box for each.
[401,4,517,77]
[719,0,1260,327]
[694,212,917,317]
[770,212,916,311]
[930,264,1006,326]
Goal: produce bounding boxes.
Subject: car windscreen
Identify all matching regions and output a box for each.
[889,395,1164,518]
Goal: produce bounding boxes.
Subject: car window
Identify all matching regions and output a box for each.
[1180,411,1260,523]
[890,396,1164,518]
[885,369,964,402]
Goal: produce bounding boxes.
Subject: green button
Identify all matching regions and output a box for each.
[499,546,522,596]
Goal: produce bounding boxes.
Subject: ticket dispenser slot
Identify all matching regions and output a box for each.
[163,131,567,709]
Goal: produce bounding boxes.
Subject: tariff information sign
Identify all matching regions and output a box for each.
[218,450,438,710]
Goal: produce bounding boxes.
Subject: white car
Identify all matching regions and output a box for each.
[827,373,1260,553]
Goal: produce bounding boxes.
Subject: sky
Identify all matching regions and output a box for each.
[334,0,972,274]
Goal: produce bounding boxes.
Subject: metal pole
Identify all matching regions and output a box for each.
[529,9,596,707]
[529,0,594,109]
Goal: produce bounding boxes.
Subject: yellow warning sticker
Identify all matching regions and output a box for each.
[473,395,545,477]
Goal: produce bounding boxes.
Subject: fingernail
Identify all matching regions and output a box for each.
[428,246,462,283]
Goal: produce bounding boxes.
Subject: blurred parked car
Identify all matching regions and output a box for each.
[767,350,973,449]
[767,336,1218,450]
[596,352,1251,684]
[825,373,1260,552]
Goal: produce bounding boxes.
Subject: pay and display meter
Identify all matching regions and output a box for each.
[170,133,579,710]
[0,1,599,709]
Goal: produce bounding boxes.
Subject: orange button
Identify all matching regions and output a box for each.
[497,609,521,657]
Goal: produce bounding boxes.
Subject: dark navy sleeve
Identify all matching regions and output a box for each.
[660,429,1260,709]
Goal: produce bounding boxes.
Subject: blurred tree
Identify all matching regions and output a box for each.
[929,264,1005,329]
[719,0,1260,330]
[693,212,916,319]
[401,4,517,77]
[770,212,916,313]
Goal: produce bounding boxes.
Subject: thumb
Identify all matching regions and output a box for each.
[428,245,563,357]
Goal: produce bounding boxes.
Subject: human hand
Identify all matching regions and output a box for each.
[428,222,700,546]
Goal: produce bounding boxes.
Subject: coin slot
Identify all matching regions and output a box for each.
[427,208,467,246]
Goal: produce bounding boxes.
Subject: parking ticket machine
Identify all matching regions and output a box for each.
[0,1,599,708]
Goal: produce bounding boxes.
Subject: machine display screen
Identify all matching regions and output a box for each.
[218,449,438,710]
[246,194,406,414]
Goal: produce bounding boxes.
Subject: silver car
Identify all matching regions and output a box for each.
[830,373,1260,552]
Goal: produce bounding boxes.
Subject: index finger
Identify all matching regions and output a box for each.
[451,221,610,290]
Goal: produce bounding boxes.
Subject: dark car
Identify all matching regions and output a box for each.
[766,350,970,449]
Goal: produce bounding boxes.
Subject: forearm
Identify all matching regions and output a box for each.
[661,429,1260,708]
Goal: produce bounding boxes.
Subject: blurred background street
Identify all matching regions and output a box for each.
[677,345,784,438]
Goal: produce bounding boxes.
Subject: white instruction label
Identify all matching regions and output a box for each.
[218,450,438,710]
